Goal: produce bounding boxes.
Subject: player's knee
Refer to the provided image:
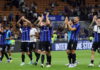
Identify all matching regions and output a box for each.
[66,50,70,54]
[41,51,46,55]
[46,52,51,56]
[71,50,76,54]
[22,52,25,55]
[91,51,95,55]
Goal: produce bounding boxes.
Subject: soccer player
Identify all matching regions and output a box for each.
[5,26,13,62]
[0,26,10,62]
[88,16,100,67]
[17,16,33,66]
[0,24,3,62]
[29,24,40,64]
[65,16,80,68]
[37,13,52,67]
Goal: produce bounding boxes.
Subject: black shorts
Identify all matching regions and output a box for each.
[0,45,3,51]
[39,41,51,51]
[0,45,6,52]
[21,42,29,52]
[67,40,78,50]
[91,42,100,52]
[29,42,36,52]
[5,44,11,51]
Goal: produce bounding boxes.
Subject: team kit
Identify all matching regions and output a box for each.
[0,13,100,68]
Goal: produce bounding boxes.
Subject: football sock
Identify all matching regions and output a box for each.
[22,54,25,62]
[41,55,45,64]
[35,52,40,62]
[91,60,94,64]
[28,52,32,61]
[72,53,76,64]
[68,53,72,64]
[47,55,51,65]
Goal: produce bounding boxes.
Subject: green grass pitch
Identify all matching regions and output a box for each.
[0,50,100,70]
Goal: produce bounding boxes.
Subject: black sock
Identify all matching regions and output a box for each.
[72,54,76,64]
[35,52,40,62]
[91,60,94,64]
[68,53,72,64]
[22,54,25,62]
[47,55,51,65]
[75,53,76,62]
[4,52,9,59]
[41,55,45,64]
[28,52,32,61]
[0,55,1,60]
[46,55,49,64]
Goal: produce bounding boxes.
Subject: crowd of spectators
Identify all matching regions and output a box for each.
[0,0,99,41]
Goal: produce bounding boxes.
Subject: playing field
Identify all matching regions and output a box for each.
[0,50,100,70]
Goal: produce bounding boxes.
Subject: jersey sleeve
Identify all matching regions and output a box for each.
[30,29,32,36]
[72,24,80,30]
[19,28,22,33]
[34,28,38,33]
[93,25,97,32]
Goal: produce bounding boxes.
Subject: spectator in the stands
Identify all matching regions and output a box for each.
[8,12,14,22]
[0,15,2,23]
[50,1,59,8]
[3,15,7,25]
[15,13,20,22]
[31,1,37,13]
[19,0,25,7]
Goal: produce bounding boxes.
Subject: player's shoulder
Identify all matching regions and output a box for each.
[31,28,37,30]
[94,25,97,27]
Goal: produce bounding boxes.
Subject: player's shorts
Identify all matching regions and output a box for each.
[0,45,7,52]
[39,41,52,51]
[29,42,36,52]
[21,42,29,52]
[0,45,3,51]
[91,42,100,52]
[5,44,11,51]
[67,40,78,50]
[2,45,6,52]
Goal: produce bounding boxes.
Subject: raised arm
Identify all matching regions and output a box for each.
[17,17,22,27]
[89,15,97,27]
[21,16,32,26]
[46,13,50,24]
[65,17,76,31]
[64,17,69,28]
[37,14,44,26]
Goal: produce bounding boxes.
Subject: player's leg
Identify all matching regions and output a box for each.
[33,42,41,65]
[20,52,25,66]
[66,40,72,66]
[67,41,77,68]
[88,50,95,67]
[20,42,26,66]
[71,41,77,65]
[28,42,33,64]
[98,43,100,67]
[46,42,52,67]
[71,50,76,65]
[46,51,52,67]
[3,45,10,62]
[40,50,46,67]
[0,46,2,62]
[7,44,12,61]
[34,50,40,65]
[88,42,97,67]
